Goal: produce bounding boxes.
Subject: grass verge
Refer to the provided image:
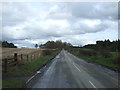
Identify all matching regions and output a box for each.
[2,80,26,88]
[69,49,120,72]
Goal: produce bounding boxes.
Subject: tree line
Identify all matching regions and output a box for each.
[35,40,72,49]
[83,39,119,52]
[0,41,17,48]
[35,39,119,52]
[1,39,119,51]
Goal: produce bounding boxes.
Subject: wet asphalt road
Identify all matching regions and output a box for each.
[31,50,119,88]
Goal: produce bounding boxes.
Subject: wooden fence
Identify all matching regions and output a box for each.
[2,50,43,73]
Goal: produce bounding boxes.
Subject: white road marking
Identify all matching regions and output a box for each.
[26,73,37,84]
[26,76,34,84]
[73,63,81,72]
[89,81,97,88]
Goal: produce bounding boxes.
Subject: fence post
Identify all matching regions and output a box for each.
[35,53,36,60]
[27,55,28,61]
[14,53,17,61]
[14,53,18,65]
[39,53,41,58]
[4,59,7,73]
[34,54,35,60]
[34,54,36,60]
[21,54,23,61]
[31,55,32,61]
[33,55,34,60]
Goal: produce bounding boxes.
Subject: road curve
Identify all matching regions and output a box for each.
[31,50,119,88]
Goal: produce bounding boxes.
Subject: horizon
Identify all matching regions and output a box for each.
[1,39,119,48]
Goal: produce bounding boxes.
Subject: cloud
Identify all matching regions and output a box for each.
[65,2,118,20]
[2,2,35,26]
[1,2,118,48]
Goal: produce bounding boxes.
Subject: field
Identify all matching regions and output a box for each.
[2,48,48,59]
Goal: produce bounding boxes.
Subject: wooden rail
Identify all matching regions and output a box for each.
[2,50,43,73]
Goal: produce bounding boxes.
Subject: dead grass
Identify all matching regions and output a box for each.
[2,48,38,58]
[2,48,54,59]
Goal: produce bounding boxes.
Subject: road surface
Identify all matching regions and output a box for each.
[31,50,119,88]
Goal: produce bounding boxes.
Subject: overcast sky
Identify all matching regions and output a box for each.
[1,2,118,48]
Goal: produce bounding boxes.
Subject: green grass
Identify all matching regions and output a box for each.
[78,48,93,51]
[72,48,94,51]
[2,80,26,88]
[2,50,60,88]
[69,49,120,71]
[110,52,120,58]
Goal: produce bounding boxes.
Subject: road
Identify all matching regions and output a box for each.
[31,50,119,88]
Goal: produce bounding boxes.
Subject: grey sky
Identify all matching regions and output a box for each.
[1,2,118,48]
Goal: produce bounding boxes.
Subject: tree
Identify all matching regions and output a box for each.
[39,44,43,48]
[83,39,120,52]
[1,41,17,48]
[35,44,38,48]
[42,40,72,49]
